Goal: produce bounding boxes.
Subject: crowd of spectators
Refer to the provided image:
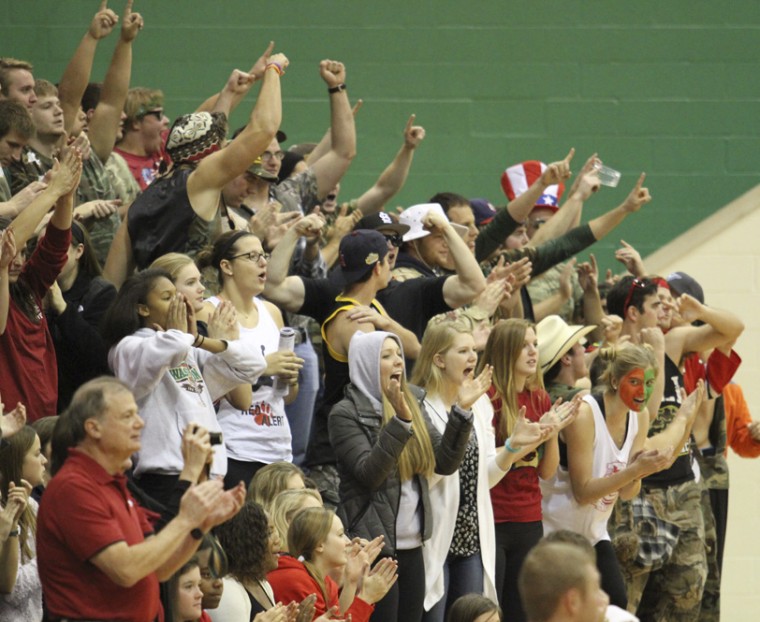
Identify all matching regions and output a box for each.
[0,3,757,622]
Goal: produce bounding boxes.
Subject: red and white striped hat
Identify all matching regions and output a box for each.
[500,160,564,212]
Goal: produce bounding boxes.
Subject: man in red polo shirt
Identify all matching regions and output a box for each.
[37,376,245,622]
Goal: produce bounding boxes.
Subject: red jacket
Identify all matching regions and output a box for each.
[267,555,373,622]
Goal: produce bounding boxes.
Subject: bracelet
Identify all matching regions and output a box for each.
[504,437,521,454]
[328,83,347,94]
[266,62,284,76]
[7,529,19,538]
[193,334,205,348]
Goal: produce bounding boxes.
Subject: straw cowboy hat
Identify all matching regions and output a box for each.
[536,315,596,373]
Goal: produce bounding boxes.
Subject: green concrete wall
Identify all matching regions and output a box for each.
[3,0,759,268]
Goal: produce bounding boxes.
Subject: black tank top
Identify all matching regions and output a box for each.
[127,168,214,269]
[643,354,694,487]
[305,295,387,468]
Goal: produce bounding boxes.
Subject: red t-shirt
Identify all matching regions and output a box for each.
[37,449,159,622]
[114,136,169,191]
[488,387,551,523]
[0,224,69,420]
[267,555,374,622]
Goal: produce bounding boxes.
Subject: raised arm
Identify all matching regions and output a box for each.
[261,215,322,312]
[307,60,357,199]
[665,296,745,362]
[432,213,486,308]
[58,1,119,133]
[0,229,15,335]
[530,156,600,247]
[88,0,144,163]
[508,149,573,225]
[10,150,82,248]
[355,115,425,215]
[187,51,287,217]
[195,42,273,114]
[588,173,651,241]
[475,149,574,262]
[645,382,706,463]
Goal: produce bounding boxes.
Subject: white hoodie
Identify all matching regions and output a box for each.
[109,328,266,478]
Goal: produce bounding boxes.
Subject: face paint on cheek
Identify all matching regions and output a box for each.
[619,369,646,411]
[643,368,656,406]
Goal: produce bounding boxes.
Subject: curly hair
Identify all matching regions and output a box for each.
[214,501,270,582]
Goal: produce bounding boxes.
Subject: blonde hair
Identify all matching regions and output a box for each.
[247,462,306,511]
[410,319,472,397]
[123,87,164,125]
[382,374,435,481]
[33,78,58,98]
[0,58,33,94]
[477,319,544,442]
[149,252,196,282]
[270,488,323,548]
[598,344,658,394]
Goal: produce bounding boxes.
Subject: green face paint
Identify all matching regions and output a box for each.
[619,368,654,412]
[643,367,656,406]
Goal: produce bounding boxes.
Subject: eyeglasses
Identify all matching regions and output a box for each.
[383,233,403,248]
[261,150,285,162]
[230,251,270,263]
[140,109,164,121]
[622,278,647,315]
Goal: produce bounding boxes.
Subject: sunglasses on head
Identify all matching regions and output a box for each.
[622,278,647,315]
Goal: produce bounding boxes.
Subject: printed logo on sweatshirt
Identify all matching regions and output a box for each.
[243,401,286,427]
[169,362,205,395]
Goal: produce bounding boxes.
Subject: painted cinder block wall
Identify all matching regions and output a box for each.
[3,0,760,271]
[647,188,760,617]
[4,0,760,613]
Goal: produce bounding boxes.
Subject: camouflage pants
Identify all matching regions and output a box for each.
[699,483,720,621]
[627,480,707,622]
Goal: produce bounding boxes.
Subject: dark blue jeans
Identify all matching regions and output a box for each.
[422,551,485,622]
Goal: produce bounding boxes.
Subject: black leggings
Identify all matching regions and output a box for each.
[494,521,543,622]
[595,539,627,609]
[370,547,425,622]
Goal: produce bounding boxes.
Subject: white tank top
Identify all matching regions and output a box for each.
[541,394,639,544]
[210,296,293,464]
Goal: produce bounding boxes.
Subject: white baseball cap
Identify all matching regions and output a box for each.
[399,203,469,242]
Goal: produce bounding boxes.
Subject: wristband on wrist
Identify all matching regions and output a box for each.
[8,529,19,538]
[504,437,521,454]
[193,334,205,348]
[266,62,284,76]
[328,83,347,94]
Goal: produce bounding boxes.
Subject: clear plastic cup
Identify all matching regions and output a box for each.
[593,162,621,188]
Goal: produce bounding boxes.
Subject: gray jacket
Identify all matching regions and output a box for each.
[328,383,473,556]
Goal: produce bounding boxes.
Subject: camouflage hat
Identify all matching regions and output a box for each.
[246,156,278,182]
